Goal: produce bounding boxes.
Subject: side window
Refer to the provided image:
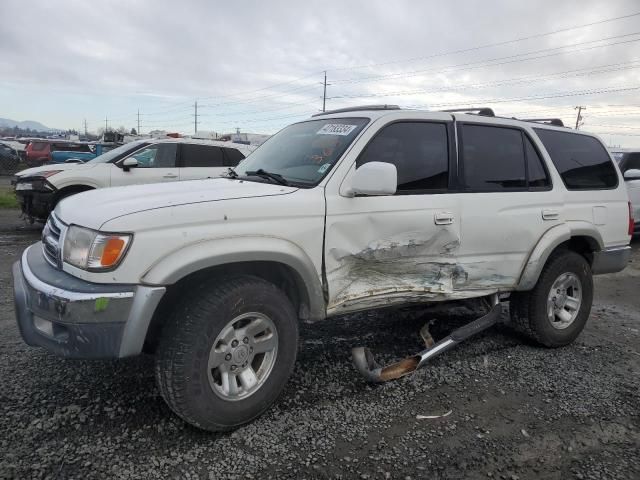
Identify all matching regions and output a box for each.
[129,143,177,168]
[356,122,449,193]
[534,128,618,189]
[461,125,526,191]
[623,152,640,172]
[525,136,550,188]
[223,147,246,167]
[181,144,224,167]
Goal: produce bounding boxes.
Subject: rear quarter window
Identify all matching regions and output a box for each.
[534,129,618,190]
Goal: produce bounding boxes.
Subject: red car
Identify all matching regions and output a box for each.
[24,140,92,167]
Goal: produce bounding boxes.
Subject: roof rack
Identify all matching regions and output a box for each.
[518,118,565,127]
[312,104,401,117]
[441,107,495,117]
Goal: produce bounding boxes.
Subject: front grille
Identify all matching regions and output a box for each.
[42,213,65,269]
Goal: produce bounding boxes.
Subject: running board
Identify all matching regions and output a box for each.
[352,295,501,383]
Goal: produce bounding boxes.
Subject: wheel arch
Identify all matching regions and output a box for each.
[140,237,326,353]
[517,222,603,291]
[54,183,95,203]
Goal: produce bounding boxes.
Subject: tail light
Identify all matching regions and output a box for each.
[628,201,634,236]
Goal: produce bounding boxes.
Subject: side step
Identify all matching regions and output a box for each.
[352,295,501,383]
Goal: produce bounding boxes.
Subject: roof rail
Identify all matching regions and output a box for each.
[312,104,401,117]
[519,118,565,127]
[441,107,495,117]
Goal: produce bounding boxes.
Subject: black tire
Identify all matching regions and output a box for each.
[154,275,299,432]
[510,250,593,347]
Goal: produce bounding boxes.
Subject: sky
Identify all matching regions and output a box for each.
[1,0,640,146]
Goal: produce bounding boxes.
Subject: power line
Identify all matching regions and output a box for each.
[332,32,640,85]
[326,11,640,73]
[327,60,640,101]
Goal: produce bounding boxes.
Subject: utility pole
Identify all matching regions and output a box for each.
[83,119,88,137]
[574,106,586,130]
[193,100,199,135]
[105,117,108,132]
[137,109,141,135]
[322,71,327,112]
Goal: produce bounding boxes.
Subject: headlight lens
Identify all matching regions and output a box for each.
[63,225,132,271]
[38,170,62,178]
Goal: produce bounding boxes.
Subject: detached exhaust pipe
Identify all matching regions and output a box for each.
[352,295,501,383]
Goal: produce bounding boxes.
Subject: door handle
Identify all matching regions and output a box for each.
[163,173,178,179]
[542,208,559,220]
[434,211,454,225]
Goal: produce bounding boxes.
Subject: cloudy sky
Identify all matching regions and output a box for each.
[1,0,640,146]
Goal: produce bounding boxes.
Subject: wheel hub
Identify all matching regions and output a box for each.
[207,312,278,401]
[547,272,582,330]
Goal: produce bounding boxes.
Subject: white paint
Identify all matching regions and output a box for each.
[40,108,630,315]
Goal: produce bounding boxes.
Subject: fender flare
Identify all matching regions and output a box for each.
[516,222,604,291]
[141,236,326,320]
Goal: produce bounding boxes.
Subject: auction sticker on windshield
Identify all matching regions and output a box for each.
[317,124,358,136]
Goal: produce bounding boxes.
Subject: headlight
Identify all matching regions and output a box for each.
[63,225,132,271]
[38,170,62,178]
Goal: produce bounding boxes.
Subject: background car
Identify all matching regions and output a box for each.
[0,142,21,173]
[13,138,253,222]
[24,140,93,167]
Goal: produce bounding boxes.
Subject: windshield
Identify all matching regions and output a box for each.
[86,140,148,164]
[234,117,369,186]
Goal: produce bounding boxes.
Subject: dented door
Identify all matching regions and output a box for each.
[324,120,464,315]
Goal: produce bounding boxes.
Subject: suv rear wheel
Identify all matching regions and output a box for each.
[510,251,593,347]
[155,275,299,431]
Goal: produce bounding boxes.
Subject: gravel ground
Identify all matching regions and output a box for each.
[0,208,638,480]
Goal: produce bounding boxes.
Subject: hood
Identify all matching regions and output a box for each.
[55,178,298,230]
[16,162,97,178]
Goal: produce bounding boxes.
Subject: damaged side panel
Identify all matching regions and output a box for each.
[324,200,517,315]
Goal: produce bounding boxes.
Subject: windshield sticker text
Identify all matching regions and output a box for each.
[317,124,358,136]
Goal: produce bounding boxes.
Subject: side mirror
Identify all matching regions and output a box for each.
[122,157,138,172]
[624,169,640,181]
[345,161,397,197]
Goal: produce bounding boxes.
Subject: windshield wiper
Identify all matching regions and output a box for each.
[226,167,238,178]
[245,169,289,186]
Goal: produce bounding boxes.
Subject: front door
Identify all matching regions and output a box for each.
[324,120,462,315]
[110,143,180,186]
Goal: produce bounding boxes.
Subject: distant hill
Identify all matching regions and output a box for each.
[0,118,53,132]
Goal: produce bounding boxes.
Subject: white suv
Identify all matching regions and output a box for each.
[13,138,253,222]
[12,106,631,431]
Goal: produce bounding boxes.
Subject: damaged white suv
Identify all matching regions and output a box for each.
[12,106,632,431]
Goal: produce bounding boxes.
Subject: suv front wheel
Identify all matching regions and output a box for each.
[510,251,593,347]
[155,275,299,431]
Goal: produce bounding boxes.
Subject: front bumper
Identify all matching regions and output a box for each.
[591,245,631,275]
[12,244,165,359]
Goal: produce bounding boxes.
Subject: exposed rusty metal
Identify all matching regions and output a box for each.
[352,294,501,383]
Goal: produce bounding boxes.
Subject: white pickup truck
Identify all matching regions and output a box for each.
[12,106,631,431]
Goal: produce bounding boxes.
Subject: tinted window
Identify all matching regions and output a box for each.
[223,147,246,166]
[129,143,177,168]
[620,152,640,172]
[31,142,47,151]
[534,129,617,189]
[356,122,448,192]
[525,136,550,188]
[182,144,224,167]
[461,125,526,191]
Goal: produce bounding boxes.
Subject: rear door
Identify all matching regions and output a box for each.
[110,143,180,186]
[454,120,562,290]
[179,144,227,180]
